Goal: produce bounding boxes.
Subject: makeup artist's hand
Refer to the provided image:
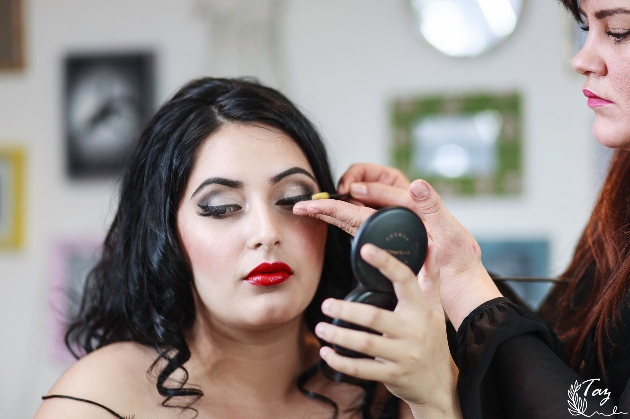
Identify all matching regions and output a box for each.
[292,163,413,236]
[315,243,462,418]
[295,168,502,329]
[337,163,413,209]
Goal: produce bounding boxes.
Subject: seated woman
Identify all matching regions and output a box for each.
[34,78,456,419]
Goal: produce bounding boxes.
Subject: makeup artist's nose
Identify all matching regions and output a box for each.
[572,33,607,77]
[246,203,282,250]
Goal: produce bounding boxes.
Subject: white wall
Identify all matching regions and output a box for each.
[0,1,595,417]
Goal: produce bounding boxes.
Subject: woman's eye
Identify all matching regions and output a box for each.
[580,25,589,32]
[275,193,313,207]
[606,29,630,42]
[198,204,242,218]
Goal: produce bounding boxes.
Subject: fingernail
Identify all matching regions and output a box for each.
[320,346,332,359]
[293,206,307,215]
[307,205,322,215]
[361,243,379,258]
[410,180,429,199]
[321,299,337,316]
[350,183,367,196]
[315,323,328,338]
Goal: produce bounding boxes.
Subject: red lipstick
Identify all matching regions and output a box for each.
[245,262,293,286]
[583,89,613,107]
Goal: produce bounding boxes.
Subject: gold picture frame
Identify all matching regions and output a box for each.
[0,146,25,249]
[0,0,24,70]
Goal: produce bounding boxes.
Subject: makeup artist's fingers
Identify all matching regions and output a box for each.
[320,299,405,338]
[318,346,395,383]
[359,244,427,310]
[337,163,411,194]
[293,199,376,236]
[315,322,404,360]
[345,182,414,210]
[408,179,501,329]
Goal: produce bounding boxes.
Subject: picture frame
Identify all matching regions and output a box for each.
[0,0,24,70]
[0,146,25,250]
[64,52,155,178]
[476,239,551,310]
[391,92,522,196]
[48,239,102,364]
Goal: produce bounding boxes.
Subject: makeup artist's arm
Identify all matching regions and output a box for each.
[294,175,502,329]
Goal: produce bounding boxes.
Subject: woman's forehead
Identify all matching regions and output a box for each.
[189,123,314,183]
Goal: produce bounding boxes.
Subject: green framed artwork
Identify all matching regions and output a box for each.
[391,92,522,196]
[0,146,25,249]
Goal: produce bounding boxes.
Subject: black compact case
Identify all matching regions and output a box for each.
[331,206,428,358]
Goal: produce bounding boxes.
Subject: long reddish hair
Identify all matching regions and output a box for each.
[556,149,630,375]
[556,0,630,377]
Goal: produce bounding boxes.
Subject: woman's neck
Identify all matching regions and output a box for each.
[184,313,320,407]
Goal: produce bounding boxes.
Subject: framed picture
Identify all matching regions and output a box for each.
[0,0,24,70]
[48,239,102,364]
[391,92,522,196]
[477,239,551,310]
[64,52,155,178]
[0,146,25,250]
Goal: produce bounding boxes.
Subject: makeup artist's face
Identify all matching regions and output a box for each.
[177,124,327,330]
[573,0,630,149]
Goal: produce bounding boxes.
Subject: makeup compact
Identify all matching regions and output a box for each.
[331,206,428,358]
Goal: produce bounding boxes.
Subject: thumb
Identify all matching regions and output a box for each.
[408,179,457,242]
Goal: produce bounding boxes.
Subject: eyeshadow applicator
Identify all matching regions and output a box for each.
[311,192,351,200]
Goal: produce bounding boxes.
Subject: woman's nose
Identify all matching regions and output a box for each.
[572,33,607,77]
[246,203,282,250]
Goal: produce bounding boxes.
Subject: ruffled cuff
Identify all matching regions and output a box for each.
[455,297,566,418]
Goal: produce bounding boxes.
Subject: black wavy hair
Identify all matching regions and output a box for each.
[65,77,398,418]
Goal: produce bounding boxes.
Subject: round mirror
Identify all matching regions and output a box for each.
[410,0,523,58]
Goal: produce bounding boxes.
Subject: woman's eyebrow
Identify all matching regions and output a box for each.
[594,8,630,19]
[191,177,243,199]
[270,167,316,184]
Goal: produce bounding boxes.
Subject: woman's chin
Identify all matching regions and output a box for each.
[592,119,630,150]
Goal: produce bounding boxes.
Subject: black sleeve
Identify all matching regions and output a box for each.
[455,297,630,419]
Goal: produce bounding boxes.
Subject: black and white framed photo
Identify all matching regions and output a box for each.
[64,52,154,177]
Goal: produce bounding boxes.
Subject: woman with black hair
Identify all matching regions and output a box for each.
[294,0,630,417]
[34,78,457,419]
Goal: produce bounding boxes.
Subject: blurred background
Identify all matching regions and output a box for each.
[0,0,606,416]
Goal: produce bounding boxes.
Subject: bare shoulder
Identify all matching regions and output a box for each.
[35,342,161,419]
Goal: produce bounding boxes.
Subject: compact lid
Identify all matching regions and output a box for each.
[351,206,428,293]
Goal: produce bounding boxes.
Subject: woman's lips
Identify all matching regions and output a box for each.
[245,261,293,286]
[583,89,613,107]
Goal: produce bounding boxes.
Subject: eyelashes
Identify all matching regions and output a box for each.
[197,192,314,218]
[275,193,312,207]
[579,26,630,42]
[198,204,242,218]
[606,29,630,42]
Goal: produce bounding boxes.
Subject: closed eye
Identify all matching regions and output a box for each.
[198,204,242,218]
[606,29,630,41]
[275,193,312,207]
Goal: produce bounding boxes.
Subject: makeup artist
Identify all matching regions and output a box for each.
[294,0,630,417]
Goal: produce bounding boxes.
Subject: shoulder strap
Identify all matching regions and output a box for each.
[42,394,133,419]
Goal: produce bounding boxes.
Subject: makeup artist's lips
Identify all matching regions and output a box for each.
[245,262,293,286]
[583,89,613,107]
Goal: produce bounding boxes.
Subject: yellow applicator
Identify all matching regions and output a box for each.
[311,192,351,200]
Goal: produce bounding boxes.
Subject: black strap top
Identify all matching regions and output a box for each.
[41,395,134,419]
